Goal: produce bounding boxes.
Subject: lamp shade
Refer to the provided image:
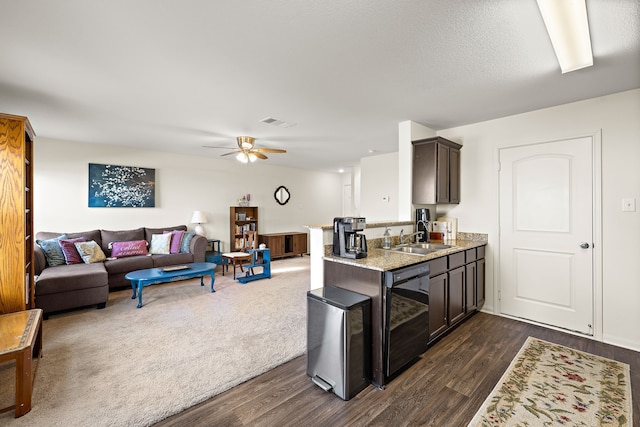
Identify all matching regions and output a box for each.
[191,210,208,224]
[191,211,208,236]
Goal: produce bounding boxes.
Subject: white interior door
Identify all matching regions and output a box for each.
[499,136,594,335]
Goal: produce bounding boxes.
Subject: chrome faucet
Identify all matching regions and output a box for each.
[401,231,424,244]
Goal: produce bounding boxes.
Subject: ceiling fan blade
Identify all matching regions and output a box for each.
[253,148,287,153]
[220,150,241,157]
[202,145,234,149]
[253,151,268,160]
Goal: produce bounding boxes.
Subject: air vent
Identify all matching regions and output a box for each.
[260,117,296,128]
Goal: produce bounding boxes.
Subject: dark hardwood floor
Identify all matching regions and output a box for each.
[155,313,639,426]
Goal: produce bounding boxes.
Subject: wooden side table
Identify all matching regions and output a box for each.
[0,308,43,417]
[221,252,252,279]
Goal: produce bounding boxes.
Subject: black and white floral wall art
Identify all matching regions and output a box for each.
[88,163,156,207]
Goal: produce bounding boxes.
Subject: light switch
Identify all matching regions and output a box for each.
[622,198,636,212]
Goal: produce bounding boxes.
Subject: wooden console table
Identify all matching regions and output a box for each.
[259,232,307,259]
[0,309,43,417]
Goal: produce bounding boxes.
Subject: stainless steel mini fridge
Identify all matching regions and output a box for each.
[306,286,371,400]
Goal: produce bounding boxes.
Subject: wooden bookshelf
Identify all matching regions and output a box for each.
[0,113,36,314]
[229,206,258,252]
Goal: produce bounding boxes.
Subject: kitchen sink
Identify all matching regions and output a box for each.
[387,243,454,255]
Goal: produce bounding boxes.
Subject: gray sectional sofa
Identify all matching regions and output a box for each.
[34,225,207,317]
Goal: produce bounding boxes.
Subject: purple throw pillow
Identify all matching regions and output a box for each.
[59,238,86,265]
[164,230,185,254]
[110,240,148,258]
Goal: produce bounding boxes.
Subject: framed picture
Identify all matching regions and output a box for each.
[88,163,156,207]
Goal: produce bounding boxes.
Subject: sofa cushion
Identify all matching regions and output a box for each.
[104,255,154,275]
[164,230,185,254]
[60,238,86,265]
[75,240,107,264]
[149,233,172,254]
[35,262,108,295]
[101,228,145,256]
[36,234,68,267]
[110,240,148,258]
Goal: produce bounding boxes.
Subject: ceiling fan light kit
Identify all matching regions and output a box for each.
[237,135,256,150]
[536,0,593,73]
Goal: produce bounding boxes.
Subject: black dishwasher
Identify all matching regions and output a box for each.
[383,263,430,379]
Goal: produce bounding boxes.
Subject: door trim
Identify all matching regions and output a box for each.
[494,130,603,341]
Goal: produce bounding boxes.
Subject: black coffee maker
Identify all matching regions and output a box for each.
[415,208,430,243]
[333,217,368,259]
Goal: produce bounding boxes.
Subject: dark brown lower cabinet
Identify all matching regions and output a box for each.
[428,273,447,342]
[477,258,485,309]
[448,266,465,326]
[465,262,478,312]
[428,245,486,343]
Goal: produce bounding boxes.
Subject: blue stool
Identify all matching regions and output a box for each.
[237,248,271,284]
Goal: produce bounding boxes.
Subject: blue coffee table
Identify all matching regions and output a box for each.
[125,262,217,308]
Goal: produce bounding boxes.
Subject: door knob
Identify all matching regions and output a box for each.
[579,242,590,249]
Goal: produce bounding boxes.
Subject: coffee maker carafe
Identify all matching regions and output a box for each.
[415,208,430,243]
[333,217,368,259]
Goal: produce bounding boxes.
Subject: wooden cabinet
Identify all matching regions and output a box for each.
[465,262,478,312]
[428,272,447,341]
[229,206,258,252]
[427,246,485,343]
[0,113,35,314]
[465,245,486,312]
[412,136,461,204]
[477,257,486,309]
[448,266,466,326]
[260,232,307,259]
[292,233,307,255]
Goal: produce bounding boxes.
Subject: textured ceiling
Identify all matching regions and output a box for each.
[1,0,638,171]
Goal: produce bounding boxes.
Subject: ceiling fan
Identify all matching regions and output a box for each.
[205,136,287,163]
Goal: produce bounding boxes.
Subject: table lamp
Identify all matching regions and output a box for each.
[191,210,208,236]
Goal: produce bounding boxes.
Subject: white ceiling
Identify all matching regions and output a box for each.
[1,1,638,172]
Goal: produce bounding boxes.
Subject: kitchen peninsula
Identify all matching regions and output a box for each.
[323,233,487,387]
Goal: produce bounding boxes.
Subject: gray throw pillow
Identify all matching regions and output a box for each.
[36,234,68,266]
[180,231,196,253]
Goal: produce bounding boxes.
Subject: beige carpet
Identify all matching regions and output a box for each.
[0,256,309,426]
[469,336,632,426]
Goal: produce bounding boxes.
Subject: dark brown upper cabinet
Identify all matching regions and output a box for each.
[412,136,461,204]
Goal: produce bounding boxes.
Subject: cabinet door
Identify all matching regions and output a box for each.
[465,262,477,312]
[436,143,450,203]
[269,235,285,258]
[477,258,485,309]
[448,266,465,325]
[412,141,437,204]
[449,148,460,204]
[428,273,447,341]
[292,233,307,255]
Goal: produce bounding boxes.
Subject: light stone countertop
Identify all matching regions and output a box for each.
[307,220,414,230]
[323,235,488,272]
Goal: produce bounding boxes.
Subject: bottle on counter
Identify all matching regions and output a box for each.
[382,228,391,249]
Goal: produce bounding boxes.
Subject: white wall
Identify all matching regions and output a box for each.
[34,138,343,252]
[435,88,640,351]
[360,152,399,221]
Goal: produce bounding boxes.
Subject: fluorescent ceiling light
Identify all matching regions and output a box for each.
[536,0,593,73]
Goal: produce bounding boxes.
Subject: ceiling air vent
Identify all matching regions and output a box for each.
[260,117,296,128]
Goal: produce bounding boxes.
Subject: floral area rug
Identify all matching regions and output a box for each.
[469,337,631,426]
